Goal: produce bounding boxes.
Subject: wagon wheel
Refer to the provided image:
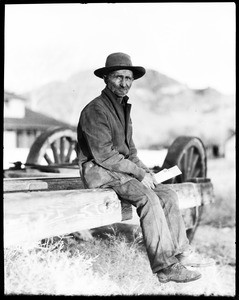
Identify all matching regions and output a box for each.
[26,126,78,167]
[161,136,207,242]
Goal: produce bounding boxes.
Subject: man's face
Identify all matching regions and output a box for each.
[106,69,134,98]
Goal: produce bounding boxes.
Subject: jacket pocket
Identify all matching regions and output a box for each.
[82,161,118,188]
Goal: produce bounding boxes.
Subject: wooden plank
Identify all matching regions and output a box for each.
[4,180,48,192]
[3,176,214,203]
[4,189,122,247]
[43,177,84,191]
[191,181,215,206]
[4,182,214,247]
[4,170,72,178]
[3,178,214,211]
[4,176,83,192]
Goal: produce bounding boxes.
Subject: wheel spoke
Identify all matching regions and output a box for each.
[193,168,201,178]
[51,142,60,164]
[180,154,187,181]
[60,137,66,163]
[65,142,74,162]
[44,153,53,165]
[187,147,194,178]
[189,153,199,178]
[183,151,188,177]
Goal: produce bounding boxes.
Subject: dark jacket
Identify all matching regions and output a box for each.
[77,87,150,188]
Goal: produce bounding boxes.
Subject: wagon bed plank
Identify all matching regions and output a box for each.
[4,180,48,192]
[4,188,121,247]
[4,176,83,192]
[4,182,214,247]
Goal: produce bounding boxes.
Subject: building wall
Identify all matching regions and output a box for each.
[4,98,25,118]
[16,130,40,148]
[4,131,17,149]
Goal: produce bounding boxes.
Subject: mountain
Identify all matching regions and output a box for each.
[24,69,235,149]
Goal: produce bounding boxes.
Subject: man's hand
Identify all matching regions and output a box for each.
[141,172,158,189]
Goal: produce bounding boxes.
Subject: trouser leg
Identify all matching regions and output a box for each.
[107,179,179,273]
[153,184,190,255]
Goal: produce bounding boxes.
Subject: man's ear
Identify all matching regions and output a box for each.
[103,75,108,84]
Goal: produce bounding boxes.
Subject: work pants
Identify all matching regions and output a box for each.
[103,178,190,273]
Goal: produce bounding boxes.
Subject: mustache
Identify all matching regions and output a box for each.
[119,86,130,90]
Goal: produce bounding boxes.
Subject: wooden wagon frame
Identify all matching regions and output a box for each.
[4,126,215,247]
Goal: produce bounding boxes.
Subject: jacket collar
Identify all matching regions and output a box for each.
[102,87,132,146]
[102,87,126,127]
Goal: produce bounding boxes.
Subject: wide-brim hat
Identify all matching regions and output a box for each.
[94,52,146,80]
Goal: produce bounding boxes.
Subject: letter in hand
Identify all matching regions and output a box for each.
[141,172,157,189]
[151,173,158,186]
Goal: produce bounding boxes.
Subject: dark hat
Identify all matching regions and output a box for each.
[94,52,146,80]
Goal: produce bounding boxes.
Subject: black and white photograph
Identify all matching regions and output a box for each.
[3,2,235,296]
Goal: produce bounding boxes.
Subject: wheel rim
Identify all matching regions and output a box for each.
[26,127,78,166]
[171,144,206,183]
[162,136,207,183]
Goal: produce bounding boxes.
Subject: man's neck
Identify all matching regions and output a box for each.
[106,86,127,104]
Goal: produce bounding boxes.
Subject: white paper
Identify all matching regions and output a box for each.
[154,165,182,183]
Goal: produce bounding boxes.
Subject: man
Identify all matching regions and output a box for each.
[77,52,212,283]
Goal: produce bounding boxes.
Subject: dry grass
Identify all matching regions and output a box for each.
[4,227,235,296]
[4,238,121,296]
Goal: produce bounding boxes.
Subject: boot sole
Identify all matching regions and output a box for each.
[158,273,202,283]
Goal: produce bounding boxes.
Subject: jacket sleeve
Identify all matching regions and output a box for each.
[80,104,146,181]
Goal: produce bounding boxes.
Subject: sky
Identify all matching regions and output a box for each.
[4,2,235,95]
